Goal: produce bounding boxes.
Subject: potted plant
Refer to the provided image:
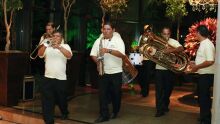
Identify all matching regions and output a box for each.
[0,0,28,106]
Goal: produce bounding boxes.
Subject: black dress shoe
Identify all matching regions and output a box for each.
[199,119,211,124]
[163,108,169,112]
[110,113,117,119]
[154,111,165,117]
[94,116,109,123]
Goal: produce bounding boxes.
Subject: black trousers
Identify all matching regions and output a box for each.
[98,72,122,118]
[155,69,175,112]
[197,74,214,124]
[139,60,155,96]
[40,77,68,124]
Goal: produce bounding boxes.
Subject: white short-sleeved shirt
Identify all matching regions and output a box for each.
[39,44,72,80]
[195,38,215,74]
[156,38,182,70]
[90,32,125,74]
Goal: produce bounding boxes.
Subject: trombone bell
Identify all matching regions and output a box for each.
[43,39,52,47]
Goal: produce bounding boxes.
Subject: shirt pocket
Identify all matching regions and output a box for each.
[109,42,116,49]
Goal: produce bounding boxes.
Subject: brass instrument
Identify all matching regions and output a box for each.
[43,33,53,39]
[30,24,60,60]
[30,38,54,60]
[139,32,189,73]
[97,37,104,76]
[97,37,138,83]
[42,39,54,47]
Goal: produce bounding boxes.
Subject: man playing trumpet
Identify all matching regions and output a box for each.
[38,31,72,124]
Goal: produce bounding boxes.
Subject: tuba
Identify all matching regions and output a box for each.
[139,32,189,73]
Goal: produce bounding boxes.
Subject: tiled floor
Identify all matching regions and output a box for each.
[9,84,200,124]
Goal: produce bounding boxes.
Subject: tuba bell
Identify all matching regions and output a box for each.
[139,31,189,73]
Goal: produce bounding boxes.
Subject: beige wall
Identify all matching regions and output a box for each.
[212,3,220,124]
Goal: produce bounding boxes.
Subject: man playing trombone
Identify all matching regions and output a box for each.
[40,22,56,43]
[38,31,72,124]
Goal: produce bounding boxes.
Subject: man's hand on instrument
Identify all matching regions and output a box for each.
[100,48,109,54]
[52,43,60,49]
[189,63,199,73]
[185,61,198,73]
[163,47,174,54]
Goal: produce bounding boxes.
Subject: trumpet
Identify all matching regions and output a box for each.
[30,38,55,59]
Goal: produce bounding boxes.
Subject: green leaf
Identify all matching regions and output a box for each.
[164,0,188,21]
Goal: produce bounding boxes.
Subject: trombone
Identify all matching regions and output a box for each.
[30,38,53,59]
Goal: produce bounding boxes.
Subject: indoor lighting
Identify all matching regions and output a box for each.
[189,0,218,12]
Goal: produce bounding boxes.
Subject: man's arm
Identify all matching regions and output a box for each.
[100,48,125,59]
[52,44,72,59]
[190,61,214,72]
[91,56,98,64]
[58,46,72,59]
[164,46,184,53]
[38,45,47,57]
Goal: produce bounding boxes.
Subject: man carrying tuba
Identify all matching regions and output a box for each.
[154,27,184,117]
[90,21,125,123]
[138,25,156,97]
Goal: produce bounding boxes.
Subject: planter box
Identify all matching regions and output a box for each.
[0,51,28,106]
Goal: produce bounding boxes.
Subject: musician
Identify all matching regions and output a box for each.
[138,25,156,97]
[187,25,215,124]
[90,21,125,123]
[154,27,184,117]
[40,22,55,43]
[38,31,72,124]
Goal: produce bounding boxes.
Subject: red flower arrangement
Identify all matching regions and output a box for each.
[184,18,217,57]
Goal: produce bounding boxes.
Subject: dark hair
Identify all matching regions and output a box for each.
[161,26,171,32]
[103,21,115,29]
[53,31,63,38]
[197,25,209,38]
[46,22,55,28]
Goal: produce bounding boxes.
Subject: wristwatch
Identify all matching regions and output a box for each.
[108,49,112,54]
